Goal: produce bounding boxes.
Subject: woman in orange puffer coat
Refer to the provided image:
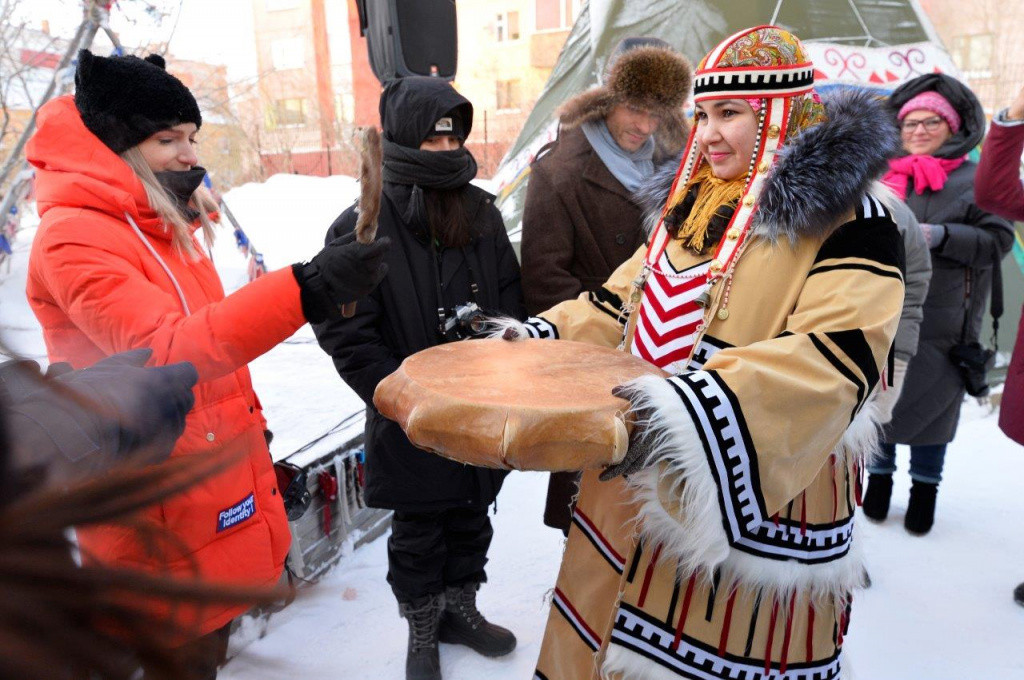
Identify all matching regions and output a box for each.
[25,50,388,678]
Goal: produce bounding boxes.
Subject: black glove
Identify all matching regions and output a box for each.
[293,231,391,323]
[599,385,658,481]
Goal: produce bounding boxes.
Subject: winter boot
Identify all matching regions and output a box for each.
[439,583,517,657]
[399,594,445,680]
[861,473,893,521]
[904,480,938,535]
[1013,582,1024,608]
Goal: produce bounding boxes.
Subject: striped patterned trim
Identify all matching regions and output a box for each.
[694,64,814,100]
[857,194,891,221]
[523,316,559,339]
[572,507,625,574]
[686,335,733,370]
[631,256,711,371]
[553,587,601,651]
[807,262,904,281]
[668,371,855,563]
[610,603,842,680]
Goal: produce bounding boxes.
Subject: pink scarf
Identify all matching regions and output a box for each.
[883,155,966,199]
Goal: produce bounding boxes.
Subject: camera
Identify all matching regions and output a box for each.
[439,302,487,342]
[949,342,995,398]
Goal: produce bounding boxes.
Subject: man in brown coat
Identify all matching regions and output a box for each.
[520,38,692,532]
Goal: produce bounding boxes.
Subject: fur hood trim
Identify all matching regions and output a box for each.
[635,88,901,243]
[623,374,876,601]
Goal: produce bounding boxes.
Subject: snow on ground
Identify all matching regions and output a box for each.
[3,173,1023,679]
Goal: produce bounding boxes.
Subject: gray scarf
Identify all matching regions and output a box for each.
[581,119,655,192]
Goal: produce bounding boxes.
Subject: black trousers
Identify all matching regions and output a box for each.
[387,507,493,603]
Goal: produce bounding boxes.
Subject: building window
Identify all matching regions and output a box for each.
[266,0,302,11]
[496,79,521,111]
[536,0,579,31]
[496,11,521,42]
[266,98,307,128]
[950,33,993,79]
[270,37,305,70]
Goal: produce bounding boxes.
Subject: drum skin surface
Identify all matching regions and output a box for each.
[373,339,667,471]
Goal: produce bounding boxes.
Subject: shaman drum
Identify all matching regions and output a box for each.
[373,339,666,471]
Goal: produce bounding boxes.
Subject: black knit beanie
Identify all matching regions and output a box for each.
[74,49,202,154]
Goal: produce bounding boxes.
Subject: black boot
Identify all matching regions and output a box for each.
[1014,582,1024,607]
[862,473,893,521]
[399,594,444,680]
[904,480,938,535]
[439,583,516,657]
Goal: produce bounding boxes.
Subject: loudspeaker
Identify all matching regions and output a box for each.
[356,0,458,83]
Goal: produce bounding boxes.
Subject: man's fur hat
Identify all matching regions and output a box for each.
[558,43,692,155]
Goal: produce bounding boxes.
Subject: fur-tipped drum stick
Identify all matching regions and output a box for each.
[341,126,383,318]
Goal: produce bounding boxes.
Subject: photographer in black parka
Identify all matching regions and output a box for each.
[312,77,524,680]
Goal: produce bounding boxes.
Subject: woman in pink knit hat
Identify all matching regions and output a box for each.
[864,74,1014,535]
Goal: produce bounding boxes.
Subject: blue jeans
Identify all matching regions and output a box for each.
[870,442,947,485]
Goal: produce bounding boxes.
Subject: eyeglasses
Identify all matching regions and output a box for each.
[901,116,946,133]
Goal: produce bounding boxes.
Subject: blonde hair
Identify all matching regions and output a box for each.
[119,147,219,259]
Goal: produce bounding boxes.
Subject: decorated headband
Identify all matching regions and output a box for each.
[645,25,823,307]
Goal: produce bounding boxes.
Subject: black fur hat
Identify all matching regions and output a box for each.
[74,49,202,154]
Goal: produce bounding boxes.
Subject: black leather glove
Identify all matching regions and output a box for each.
[293,231,391,323]
[599,385,658,481]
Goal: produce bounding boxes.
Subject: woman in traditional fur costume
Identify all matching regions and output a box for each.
[500,26,905,679]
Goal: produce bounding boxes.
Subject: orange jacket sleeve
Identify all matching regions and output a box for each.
[34,222,307,381]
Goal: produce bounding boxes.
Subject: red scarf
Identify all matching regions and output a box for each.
[883,154,966,199]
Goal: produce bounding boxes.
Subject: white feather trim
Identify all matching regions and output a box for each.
[623,374,874,602]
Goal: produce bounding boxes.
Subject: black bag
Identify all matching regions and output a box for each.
[274,460,313,522]
[949,254,1003,398]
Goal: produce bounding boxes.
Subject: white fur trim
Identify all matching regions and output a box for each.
[622,375,730,577]
[834,399,883,469]
[482,315,528,341]
[624,374,873,601]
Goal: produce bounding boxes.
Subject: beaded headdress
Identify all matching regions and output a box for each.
[627,26,828,329]
[655,25,826,282]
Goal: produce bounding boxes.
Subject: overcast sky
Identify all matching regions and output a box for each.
[18,0,259,78]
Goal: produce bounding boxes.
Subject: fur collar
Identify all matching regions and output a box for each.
[635,88,901,243]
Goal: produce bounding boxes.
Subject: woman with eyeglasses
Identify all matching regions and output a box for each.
[863,74,1013,535]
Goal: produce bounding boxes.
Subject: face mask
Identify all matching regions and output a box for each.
[154,166,207,222]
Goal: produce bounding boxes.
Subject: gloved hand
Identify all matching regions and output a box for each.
[599,385,658,481]
[293,231,391,323]
[4,349,199,489]
[52,348,199,463]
